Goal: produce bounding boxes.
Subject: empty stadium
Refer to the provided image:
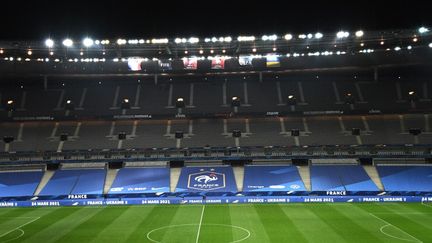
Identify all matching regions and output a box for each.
[1,1,432,242]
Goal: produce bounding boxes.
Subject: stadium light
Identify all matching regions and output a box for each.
[419,27,429,33]
[117,39,127,45]
[355,30,364,37]
[237,36,255,42]
[315,32,323,39]
[62,38,73,47]
[337,31,349,38]
[429,43,432,48]
[83,37,94,47]
[298,34,307,39]
[45,38,54,48]
[284,34,293,40]
[307,33,313,39]
[188,37,199,44]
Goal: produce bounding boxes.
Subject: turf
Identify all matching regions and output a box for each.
[0,203,431,242]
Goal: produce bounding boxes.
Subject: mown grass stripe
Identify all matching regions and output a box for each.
[254,204,308,242]
[200,204,233,243]
[55,206,131,242]
[125,205,179,242]
[21,207,104,243]
[90,205,156,243]
[309,203,384,243]
[279,203,346,242]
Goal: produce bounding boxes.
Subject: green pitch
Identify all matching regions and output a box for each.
[0,203,431,242]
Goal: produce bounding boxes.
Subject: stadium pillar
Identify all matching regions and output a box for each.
[373,67,378,81]
[259,72,263,83]
[154,74,158,85]
[43,76,48,90]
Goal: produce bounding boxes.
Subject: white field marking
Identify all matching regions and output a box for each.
[0,216,40,238]
[421,202,432,209]
[0,228,24,243]
[369,213,422,243]
[146,223,251,243]
[195,205,205,243]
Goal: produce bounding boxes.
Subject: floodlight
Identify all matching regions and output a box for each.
[284,34,293,40]
[45,38,54,48]
[83,37,94,47]
[419,27,429,33]
[315,32,323,39]
[337,31,349,38]
[355,30,364,37]
[62,38,73,47]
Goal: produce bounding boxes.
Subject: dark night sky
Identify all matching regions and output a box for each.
[1,0,430,40]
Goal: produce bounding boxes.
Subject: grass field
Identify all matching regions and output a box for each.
[0,203,431,243]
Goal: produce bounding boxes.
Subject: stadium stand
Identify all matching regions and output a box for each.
[310,165,379,191]
[377,165,432,191]
[0,171,43,197]
[243,165,306,191]
[39,169,106,196]
[108,167,170,194]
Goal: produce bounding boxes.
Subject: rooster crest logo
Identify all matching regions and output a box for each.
[194,173,218,184]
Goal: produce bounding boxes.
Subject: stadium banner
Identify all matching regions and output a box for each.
[210,56,226,69]
[1,196,431,208]
[238,55,254,66]
[127,57,145,71]
[182,57,198,70]
[266,54,280,67]
[175,166,238,192]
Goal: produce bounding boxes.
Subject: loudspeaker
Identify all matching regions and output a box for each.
[291,129,300,137]
[3,136,14,143]
[232,130,242,138]
[60,133,68,141]
[118,132,127,140]
[409,128,421,136]
[175,131,184,139]
[352,128,361,136]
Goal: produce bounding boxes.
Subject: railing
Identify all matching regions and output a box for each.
[0,144,431,165]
